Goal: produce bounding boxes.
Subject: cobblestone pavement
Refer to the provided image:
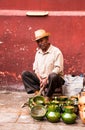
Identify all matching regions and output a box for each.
[0,90,85,130]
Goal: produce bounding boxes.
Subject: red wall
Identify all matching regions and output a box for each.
[0,0,85,90]
[0,0,85,11]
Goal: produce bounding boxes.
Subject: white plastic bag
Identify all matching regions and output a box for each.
[62,74,83,97]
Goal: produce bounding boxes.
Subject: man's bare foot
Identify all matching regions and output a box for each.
[34,91,39,95]
[44,96,50,104]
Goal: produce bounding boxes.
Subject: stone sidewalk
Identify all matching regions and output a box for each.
[0,90,85,130]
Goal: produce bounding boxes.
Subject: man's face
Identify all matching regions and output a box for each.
[36,37,50,51]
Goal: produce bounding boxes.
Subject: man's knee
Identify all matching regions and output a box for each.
[21,71,34,80]
[49,72,65,85]
[21,71,31,79]
[49,72,58,80]
[21,71,27,77]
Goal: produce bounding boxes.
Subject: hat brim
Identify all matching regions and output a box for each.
[35,33,50,41]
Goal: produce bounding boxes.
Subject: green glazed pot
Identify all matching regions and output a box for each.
[47,104,61,112]
[61,106,77,124]
[33,96,45,105]
[46,111,61,123]
[57,96,68,101]
[31,105,47,120]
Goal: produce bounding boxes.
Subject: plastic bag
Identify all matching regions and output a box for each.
[62,74,83,97]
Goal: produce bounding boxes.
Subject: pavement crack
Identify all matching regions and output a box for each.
[15,111,21,123]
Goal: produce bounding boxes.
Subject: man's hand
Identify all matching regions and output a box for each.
[35,72,48,88]
[40,77,48,88]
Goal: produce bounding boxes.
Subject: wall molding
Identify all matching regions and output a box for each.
[0,10,85,16]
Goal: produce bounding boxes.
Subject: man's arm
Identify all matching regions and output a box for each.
[52,53,64,74]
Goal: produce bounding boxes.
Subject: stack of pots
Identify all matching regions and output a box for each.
[78,91,85,124]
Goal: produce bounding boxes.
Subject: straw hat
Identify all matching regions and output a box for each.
[34,29,50,41]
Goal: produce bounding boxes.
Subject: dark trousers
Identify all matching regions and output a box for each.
[21,71,65,97]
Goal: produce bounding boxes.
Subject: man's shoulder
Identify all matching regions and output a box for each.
[51,45,61,52]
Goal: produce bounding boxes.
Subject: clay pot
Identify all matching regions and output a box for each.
[79,109,85,124]
[61,106,77,124]
[31,105,47,120]
[78,92,85,124]
[46,111,61,123]
[78,93,85,111]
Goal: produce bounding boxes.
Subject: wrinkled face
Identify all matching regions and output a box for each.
[36,37,50,52]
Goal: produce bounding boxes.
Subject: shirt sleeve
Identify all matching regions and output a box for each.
[52,52,64,74]
[33,53,39,73]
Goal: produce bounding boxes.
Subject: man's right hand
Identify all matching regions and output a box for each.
[40,77,48,88]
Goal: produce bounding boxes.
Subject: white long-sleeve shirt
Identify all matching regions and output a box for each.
[33,44,64,78]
